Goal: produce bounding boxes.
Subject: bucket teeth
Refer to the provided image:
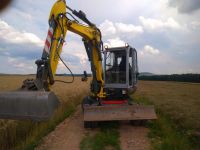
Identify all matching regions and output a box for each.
[0,91,60,121]
[83,104,157,122]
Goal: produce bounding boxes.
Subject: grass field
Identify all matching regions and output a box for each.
[134,81,200,149]
[0,75,90,150]
[136,81,200,131]
[0,76,200,150]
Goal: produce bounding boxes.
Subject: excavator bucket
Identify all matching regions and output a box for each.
[0,91,60,121]
[83,104,157,122]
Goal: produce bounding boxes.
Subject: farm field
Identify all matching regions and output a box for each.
[135,81,200,132]
[0,76,199,150]
[134,81,200,149]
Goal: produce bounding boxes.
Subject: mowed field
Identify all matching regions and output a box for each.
[135,81,200,132]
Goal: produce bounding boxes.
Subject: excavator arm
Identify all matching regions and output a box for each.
[34,0,105,98]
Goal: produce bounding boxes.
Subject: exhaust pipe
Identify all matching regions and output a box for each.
[0,91,60,121]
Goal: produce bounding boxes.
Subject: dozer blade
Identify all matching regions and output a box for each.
[84,104,157,122]
[0,91,60,121]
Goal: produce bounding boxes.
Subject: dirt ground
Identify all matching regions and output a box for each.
[35,106,86,150]
[36,106,150,150]
[119,122,150,150]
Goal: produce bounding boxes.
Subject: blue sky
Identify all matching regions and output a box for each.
[0,0,200,74]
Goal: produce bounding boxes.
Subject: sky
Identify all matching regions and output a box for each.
[0,0,200,74]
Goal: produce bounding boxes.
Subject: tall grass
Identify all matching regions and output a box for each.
[148,112,192,150]
[0,94,87,150]
[133,95,195,150]
[0,76,90,150]
[135,81,200,149]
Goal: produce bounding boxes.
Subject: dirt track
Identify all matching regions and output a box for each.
[119,123,150,150]
[36,106,150,150]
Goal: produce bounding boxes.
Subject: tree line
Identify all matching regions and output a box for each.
[139,74,200,83]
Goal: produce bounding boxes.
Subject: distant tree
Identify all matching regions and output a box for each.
[139,74,200,83]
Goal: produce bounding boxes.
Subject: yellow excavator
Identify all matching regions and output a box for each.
[0,0,156,128]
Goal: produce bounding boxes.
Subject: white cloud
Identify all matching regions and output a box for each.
[62,38,89,65]
[139,16,180,31]
[74,53,88,65]
[99,20,116,36]
[104,37,126,47]
[189,21,200,30]
[7,57,34,70]
[140,45,160,55]
[115,22,143,34]
[0,19,43,46]
[59,37,91,73]
[99,20,143,38]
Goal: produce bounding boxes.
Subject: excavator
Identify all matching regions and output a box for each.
[0,0,156,128]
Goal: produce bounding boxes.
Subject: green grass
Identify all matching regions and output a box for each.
[132,95,154,105]
[148,113,192,150]
[133,95,195,150]
[80,122,121,150]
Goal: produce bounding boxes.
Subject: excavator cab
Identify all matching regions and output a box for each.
[83,46,157,125]
[104,45,138,93]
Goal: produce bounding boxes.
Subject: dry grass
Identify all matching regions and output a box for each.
[133,81,200,149]
[0,75,89,100]
[1,77,200,149]
[135,81,200,131]
[0,75,90,150]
